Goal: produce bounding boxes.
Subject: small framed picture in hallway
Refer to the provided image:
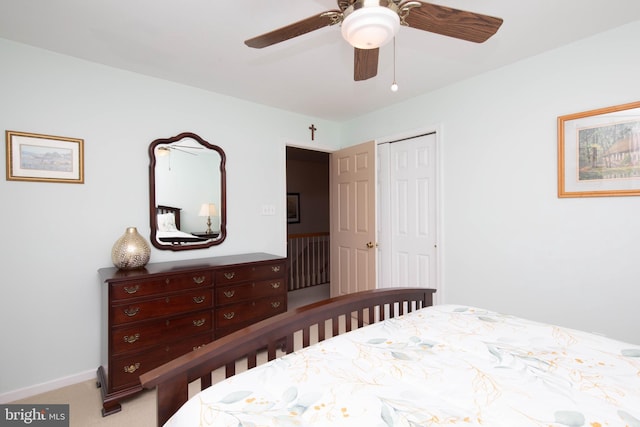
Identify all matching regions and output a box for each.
[287,193,300,223]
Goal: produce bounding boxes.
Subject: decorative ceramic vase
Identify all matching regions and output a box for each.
[111,227,151,270]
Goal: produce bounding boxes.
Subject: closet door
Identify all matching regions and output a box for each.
[378,133,438,291]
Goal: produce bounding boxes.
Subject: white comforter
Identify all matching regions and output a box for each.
[167,305,640,426]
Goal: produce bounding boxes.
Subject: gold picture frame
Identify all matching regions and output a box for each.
[558,101,640,198]
[6,130,84,184]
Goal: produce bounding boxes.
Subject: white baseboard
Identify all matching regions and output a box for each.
[0,369,96,403]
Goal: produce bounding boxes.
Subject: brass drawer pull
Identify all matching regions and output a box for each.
[271,282,281,289]
[271,266,281,272]
[193,296,206,304]
[124,307,140,317]
[123,363,140,374]
[123,285,139,294]
[224,272,235,280]
[123,333,140,343]
[193,275,206,285]
[223,290,235,298]
[271,302,281,308]
[223,312,235,320]
[193,318,206,327]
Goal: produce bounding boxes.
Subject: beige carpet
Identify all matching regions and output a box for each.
[10,285,330,427]
[12,378,159,427]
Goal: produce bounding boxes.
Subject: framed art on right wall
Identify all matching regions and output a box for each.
[558,101,640,198]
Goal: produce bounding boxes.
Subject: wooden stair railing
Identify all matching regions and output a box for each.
[287,232,329,291]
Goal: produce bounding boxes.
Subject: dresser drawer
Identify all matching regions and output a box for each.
[216,278,285,306]
[215,262,286,285]
[111,289,213,325]
[111,310,213,355]
[110,271,213,301]
[215,295,286,329]
[109,332,213,391]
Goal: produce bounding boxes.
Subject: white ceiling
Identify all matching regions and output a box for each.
[1,1,640,121]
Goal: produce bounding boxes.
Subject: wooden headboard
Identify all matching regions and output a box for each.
[140,287,436,425]
[156,205,181,230]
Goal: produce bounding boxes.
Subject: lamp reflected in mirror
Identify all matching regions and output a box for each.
[198,203,217,234]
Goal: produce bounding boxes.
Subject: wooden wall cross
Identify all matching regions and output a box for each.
[309,124,317,141]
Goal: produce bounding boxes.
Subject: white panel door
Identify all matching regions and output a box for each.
[330,141,377,297]
[378,133,438,290]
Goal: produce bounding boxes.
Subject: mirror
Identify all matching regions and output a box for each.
[149,132,226,250]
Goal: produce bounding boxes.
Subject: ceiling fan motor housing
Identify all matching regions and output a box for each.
[341,0,400,49]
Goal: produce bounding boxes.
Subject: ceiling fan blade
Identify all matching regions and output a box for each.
[401,1,503,43]
[354,48,379,81]
[245,10,341,48]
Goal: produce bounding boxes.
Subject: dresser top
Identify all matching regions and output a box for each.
[98,252,285,283]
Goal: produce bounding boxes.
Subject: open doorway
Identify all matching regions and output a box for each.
[286,146,331,308]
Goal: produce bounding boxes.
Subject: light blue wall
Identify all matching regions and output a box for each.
[0,38,340,397]
[343,21,640,345]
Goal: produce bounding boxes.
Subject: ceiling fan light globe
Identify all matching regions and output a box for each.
[341,6,400,49]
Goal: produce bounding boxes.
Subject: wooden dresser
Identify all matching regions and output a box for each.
[97,253,287,416]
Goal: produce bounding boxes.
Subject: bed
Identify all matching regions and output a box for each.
[140,288,640,426]
[155,205,209,244]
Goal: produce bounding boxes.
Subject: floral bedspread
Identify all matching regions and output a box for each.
[167,305,640,426]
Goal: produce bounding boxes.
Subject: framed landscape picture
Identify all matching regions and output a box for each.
[558,101,640,197]
[6,130,84,184]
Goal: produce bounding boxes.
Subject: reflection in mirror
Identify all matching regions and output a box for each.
[149,132,226,250]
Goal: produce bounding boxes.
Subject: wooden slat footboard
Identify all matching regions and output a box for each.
[140,287,436,426]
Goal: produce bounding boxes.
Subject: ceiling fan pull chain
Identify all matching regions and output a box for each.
[391,36,398,92]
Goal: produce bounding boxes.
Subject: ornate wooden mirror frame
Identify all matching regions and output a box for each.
[149,132,227,250]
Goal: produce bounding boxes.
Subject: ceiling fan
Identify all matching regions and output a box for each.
[245,0,503,81]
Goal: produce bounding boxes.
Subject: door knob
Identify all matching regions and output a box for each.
[366,242,378,249]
